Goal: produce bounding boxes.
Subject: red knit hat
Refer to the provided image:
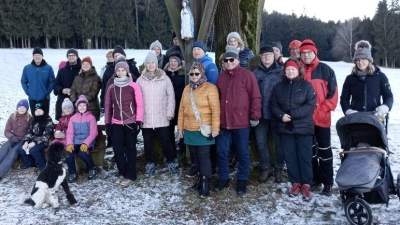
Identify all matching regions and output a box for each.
[289,40,302,50]
[81,57,93,67]
[284,60,300,71]
[300,39,318,55]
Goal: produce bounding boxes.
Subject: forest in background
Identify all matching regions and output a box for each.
[0,0,399,67]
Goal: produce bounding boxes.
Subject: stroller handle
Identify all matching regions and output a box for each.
[339,147,387,158]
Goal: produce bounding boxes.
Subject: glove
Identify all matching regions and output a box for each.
[66,144,74,153]
[80,144,88,152]
[105,124,112,137]
[376,105,389,117]
[250,120,259,127]
[345,109,358,116]
[10,136,19,144]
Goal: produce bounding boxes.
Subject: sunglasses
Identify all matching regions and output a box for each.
[189,72,201,76]
[223,58,235,63]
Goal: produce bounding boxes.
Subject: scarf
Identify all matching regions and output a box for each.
[356,70,368,77]
[143,69,162,81]
[114,76,132,87]
[190,78,206,90]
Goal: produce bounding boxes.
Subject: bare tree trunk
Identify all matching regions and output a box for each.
[135,0,141,48]
[28,38,31,48]
[46,37,49,48]
[9,37,13,48]
[95,36,99,49]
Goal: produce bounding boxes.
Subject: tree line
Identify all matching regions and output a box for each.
[0,0,399,67]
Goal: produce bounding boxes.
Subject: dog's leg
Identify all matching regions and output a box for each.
[61,178,77,205]
[49,191,59,208]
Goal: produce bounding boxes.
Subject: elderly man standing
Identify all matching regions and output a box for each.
[53,48,81,120]
[253,45,284,183]
[299,39,338,196]
[214,46,262,196]
[21,47,55,116]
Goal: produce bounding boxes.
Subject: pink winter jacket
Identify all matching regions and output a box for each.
[136,69,175,128]
[66,111,98,148]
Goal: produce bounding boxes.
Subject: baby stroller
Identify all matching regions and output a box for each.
[335,112,400,225]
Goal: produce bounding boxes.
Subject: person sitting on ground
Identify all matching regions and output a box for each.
[17,102,54,171]
[65,95,98,183]
[0,99,32,179]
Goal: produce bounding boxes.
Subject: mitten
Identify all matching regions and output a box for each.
[80,144,88,152]
[345,109,358,116]
[250,120,259,127]
[376,105,389,117]
[66,144,74,153]
[10,136,19,144]
[105,124,112,137]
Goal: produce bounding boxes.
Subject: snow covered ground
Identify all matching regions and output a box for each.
[0,49,399,224]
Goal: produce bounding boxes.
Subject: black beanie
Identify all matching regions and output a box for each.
[112,45,126,57]
[259,45,274,54]
[66,48,79,57]
[32,47,43,56]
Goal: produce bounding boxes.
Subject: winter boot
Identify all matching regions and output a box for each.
[68,174,78,183]
[236,180,247,196]
[190,174,201,191]
[186,165,197,177]
[274,169,283,183]
[168,162,180,178]
[88,169,96,180]
[258,167,274,182]
[321,184,333,196]
[301,184,312,201]
[198,176,210,199]
[288,183,302,197]
[144,162,155,178]
[213,179,229,192]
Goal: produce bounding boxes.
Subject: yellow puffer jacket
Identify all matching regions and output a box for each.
[178,82,220,132]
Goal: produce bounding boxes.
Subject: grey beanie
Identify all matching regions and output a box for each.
[150,40,163,50]
[62,98,74,111]
[226,31,242,43]
[66,48,79,57]
[271,41,283,53]
[224,45,239,59]
[169,55,182,66]
[144,51,158,65]
[353,40,373,63]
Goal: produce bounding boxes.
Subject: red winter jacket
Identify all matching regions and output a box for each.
[301,57,338,128]
[217,66,262,129]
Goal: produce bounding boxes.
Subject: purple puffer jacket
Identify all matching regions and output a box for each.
[66,111,98,148]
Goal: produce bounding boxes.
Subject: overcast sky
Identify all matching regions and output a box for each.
[264,0,380,22]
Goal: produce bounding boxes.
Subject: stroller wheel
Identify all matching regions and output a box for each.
[397,174,400,198]
[345,197,373,225]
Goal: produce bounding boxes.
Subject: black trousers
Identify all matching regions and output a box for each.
[142,127,174,164]
[312,126,334,185]
[112,124,137,180]
[189,145,211,178]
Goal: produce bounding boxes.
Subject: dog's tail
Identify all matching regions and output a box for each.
[24,198,35,206]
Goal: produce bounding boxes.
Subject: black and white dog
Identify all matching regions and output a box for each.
[23,142,77,208]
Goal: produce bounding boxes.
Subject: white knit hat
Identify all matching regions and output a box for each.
[226,31,242,43]
[150,40,162,50]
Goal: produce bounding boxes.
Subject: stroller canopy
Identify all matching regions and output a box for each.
[336,112,388,150]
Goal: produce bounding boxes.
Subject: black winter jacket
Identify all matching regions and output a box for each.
[53,58,82,120]
[164,63,186,125]
[270,77,316,135]
[238,47,254,69]
[100,58,140,108]
[253,62,282,120]
[340,66,393,114]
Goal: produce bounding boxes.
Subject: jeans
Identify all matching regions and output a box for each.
[18,143,47,171]
[254,118,285,169]
[0,140,23,178]
[189,145,211,178]
[142,127,174,163]
[216,128,250,180]
[112,124,137,180]
[66,144,95,175]
[280,134,313,185]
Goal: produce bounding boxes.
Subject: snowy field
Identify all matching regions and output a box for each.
[0,49,399,224]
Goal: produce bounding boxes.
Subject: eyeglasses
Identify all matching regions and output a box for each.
[67,54,77,57]
[189,72,201,76]
[223,58,235,63]
[301,51,314,56]
[261,54,274,58]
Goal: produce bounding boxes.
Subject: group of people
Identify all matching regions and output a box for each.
[0,32,393,202]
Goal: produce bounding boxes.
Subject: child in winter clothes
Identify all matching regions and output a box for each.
[65,95,98,183]
[0,99,32,179]
[136,51,179,179]
[51,98,75,146]
[105,61,143,187]
[17,102,54,171]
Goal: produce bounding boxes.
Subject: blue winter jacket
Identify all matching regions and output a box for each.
[195,54,218,85]
[21,59,55,101]
[253,62,282,120]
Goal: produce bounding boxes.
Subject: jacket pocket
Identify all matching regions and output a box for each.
[232,106,247,127]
